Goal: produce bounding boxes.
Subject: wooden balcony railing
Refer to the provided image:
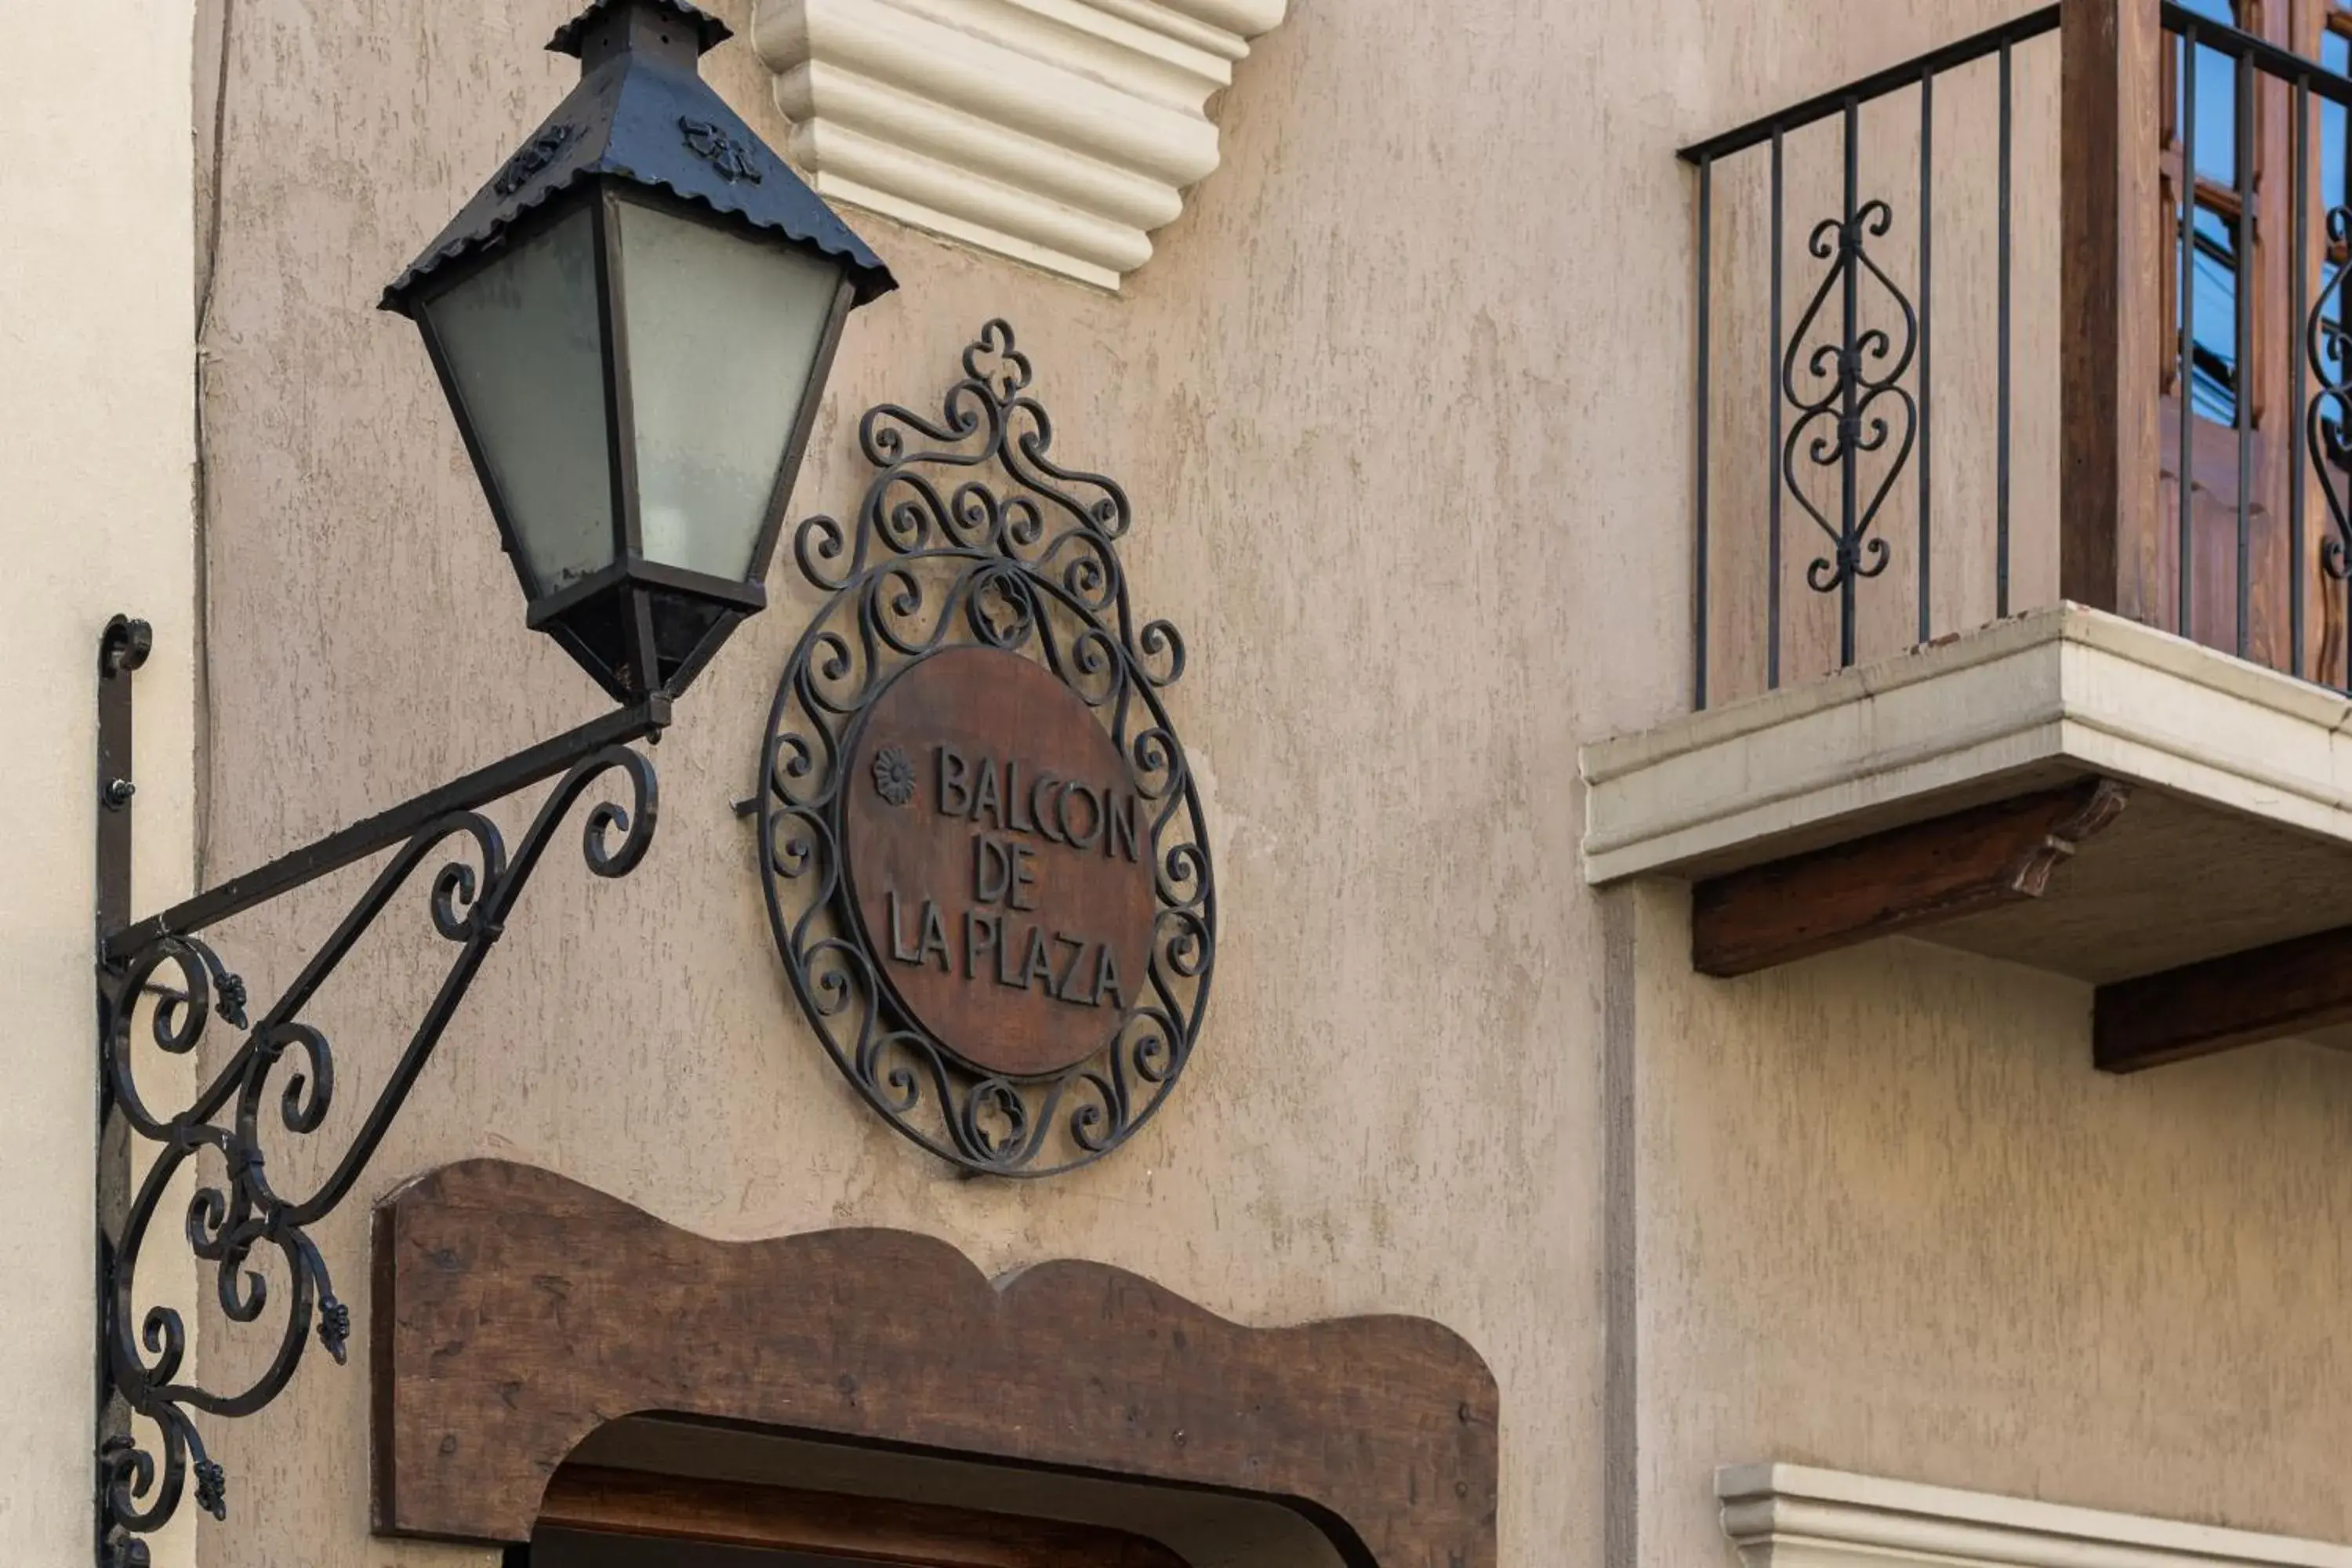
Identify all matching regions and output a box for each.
[1684,0,2352,710]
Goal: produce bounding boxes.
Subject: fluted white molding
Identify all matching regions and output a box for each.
[1719,1465,2352,1568]
[750,0,1287,289]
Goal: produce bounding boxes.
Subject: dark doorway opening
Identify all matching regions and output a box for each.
[508,1466,1189,1567]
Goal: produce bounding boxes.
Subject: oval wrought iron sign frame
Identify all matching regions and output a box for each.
[754,321,1214,1177]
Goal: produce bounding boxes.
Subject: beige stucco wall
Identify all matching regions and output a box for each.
[0,5,198,1566]
[1617,880,2352,1564]
[193,2,1633,1564]
[174,2,2352,1568]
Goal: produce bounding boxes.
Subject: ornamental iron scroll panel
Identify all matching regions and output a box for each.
[2308,206,2352,585]
[93,616,667,1568]
[1783,195,1920,670]
[756,321,1214,1177]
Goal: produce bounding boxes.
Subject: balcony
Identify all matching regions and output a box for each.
[1583,1,2352,1070]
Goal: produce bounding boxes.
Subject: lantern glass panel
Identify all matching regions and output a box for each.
[613,195,843,581]
[423,206,615,597]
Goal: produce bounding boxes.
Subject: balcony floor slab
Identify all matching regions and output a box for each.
[1583,604,2352,985]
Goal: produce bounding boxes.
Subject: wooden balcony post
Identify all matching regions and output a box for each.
[2060,0,2163,619]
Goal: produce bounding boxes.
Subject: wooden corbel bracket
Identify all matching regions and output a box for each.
[2096,921,2352,1072]
[1690,778,2132,978]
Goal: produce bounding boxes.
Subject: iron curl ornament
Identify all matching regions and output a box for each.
[1782,198,1918,601]
[755,321,1215,1177]
[2306,205,2352,584]
[92,616,667,1568]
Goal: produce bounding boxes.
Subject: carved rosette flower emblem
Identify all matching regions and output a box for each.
[755,321,1214,1178]
[872,746,917,806]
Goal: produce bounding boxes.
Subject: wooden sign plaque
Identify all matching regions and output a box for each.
[844,647,1156,1080]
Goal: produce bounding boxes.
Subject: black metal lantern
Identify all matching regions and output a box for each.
[381,0,895,702]
[93,9,900,1563]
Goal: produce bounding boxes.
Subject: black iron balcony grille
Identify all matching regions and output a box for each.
[1683,1,2352,710]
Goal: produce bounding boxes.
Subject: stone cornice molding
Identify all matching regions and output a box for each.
[1580,604,2352,886]
[749,0,1287,289]
[1719,1465,2352,1568]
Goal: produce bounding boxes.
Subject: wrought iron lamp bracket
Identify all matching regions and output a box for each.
[90,614,669,1568]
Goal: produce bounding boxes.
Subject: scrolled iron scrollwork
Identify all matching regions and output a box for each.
[2307,207,2352,583]
[97,742,659,1568]
[756,320,1213,1177]
[1783,198,1919,601]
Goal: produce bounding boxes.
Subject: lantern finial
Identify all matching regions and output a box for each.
[546,0,733,67]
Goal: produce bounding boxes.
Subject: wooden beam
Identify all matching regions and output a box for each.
[2096,922,2352,1072]
[1691,779,2131,978]
[538,1466,1190,1568]
[2060,0,2164,616]
[373,1160,1499,1563]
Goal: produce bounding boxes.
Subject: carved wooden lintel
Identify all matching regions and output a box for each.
[1691,779,2132,978]
[2096,921,2352,1072]
[372,1161,1498,1567]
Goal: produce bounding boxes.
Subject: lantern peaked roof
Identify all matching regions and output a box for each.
[380,0,894,314]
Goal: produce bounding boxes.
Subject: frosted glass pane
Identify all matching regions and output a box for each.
[425,207,615,597]
[615,198,840,581]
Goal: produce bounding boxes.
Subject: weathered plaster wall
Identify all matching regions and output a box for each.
[0,5,196,1566]
[188,2,2352,1568]
[192,0,1648,1563]
[1619,880,2352,1568]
